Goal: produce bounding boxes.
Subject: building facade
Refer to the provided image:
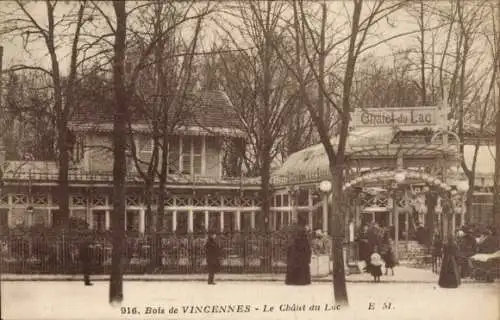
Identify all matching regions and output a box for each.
[0,90,262,233]
[0,95,495,235]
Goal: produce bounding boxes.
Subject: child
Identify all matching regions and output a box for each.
[383,245,396,276]
[369,248,383,282]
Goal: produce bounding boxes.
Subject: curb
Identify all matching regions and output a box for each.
[1,278,442,284]
[0,274,447,284]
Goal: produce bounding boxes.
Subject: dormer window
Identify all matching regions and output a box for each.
[169,136,204,175]
[71,133,84,163]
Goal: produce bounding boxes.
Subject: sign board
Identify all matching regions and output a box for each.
[351,106,446,129]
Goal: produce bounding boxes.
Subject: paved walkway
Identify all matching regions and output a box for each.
[0,266,454,283]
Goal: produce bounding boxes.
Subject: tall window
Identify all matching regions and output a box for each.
[168,138,180,173]
[92,210,106,232]
[193,137,202,175]
[171,136,204,175]
[72,135,85,162]
[181,137,191,174]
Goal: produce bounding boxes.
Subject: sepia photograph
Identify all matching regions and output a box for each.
[0,0,499,319]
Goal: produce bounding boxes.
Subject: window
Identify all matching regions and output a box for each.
[193,138,202,175]
[181,137,191,174]
[171,136,204,175]
[126,210,139,232]
[194,211,205,233]
[72,135,85,162]
[168,138,180,173]
[276,195,282,207]
[283,194,289,206]
[92,210,106,232]
[162,212,173,232]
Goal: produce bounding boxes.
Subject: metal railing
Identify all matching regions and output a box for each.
[0,231,336,275]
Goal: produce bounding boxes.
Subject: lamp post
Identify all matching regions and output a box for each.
[391,171,406,262]
[24,153,34,227]
[455,180,469,232]
[319,180,332,234]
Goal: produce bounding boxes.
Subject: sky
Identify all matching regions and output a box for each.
[0,1,496,87]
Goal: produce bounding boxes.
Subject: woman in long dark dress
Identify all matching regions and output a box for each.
[438,236,461,288]
[79,237,93,286]
[285,223,312,285]
[457,229,476,278]
[357,225,370,269]
[205,232,221,285]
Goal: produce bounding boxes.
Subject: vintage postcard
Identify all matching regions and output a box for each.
[0,1,499,319]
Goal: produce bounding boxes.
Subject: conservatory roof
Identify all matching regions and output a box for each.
[274,127,459,178]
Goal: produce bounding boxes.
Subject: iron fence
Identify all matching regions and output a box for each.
[0,231,335,274]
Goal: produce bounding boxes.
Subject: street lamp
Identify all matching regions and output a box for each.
[319,180,332,193]
[319,180,332,233]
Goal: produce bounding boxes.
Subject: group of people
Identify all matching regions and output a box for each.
[77,221,498,287]
[432,225,499,288]
[357,223,396,282]
[435,225,499,279]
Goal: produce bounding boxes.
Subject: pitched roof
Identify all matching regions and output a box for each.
[69,90,245,138]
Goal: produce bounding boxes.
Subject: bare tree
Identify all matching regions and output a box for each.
[0,0,95,227]
[92,0,214,302]
[2,71,57,160]
[213,1,297,235]
[493,0,500,232]
[432,1,496,222]
[269,0,409,306]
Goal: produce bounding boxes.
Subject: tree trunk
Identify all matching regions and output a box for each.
[419,0,426,105]
[330,165,348,306]
[494,97,500,229]
[494,0,500,233]
[109,0,127,304]
[57,127,70,228]
[260,148,272,232]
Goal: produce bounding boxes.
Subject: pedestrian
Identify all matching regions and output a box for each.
[457,227,476,278]
[477,229,498,254]
[438,236,460,288]
[381,233,395,276]
[205,231,221,285]
[79,237,93,286]
[285,217,312,285]
[369,247,383,282]
[357,225,370,270]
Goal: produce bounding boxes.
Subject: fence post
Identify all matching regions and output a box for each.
[62,232,65,274]
[243,236,247,273]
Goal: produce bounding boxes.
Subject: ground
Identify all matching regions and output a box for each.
[2,280,499,320]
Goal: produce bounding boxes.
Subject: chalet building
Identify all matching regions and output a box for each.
[0,90,261,233]
[0,94,496,236]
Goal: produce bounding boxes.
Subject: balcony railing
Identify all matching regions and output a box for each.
[2,165,261,186]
